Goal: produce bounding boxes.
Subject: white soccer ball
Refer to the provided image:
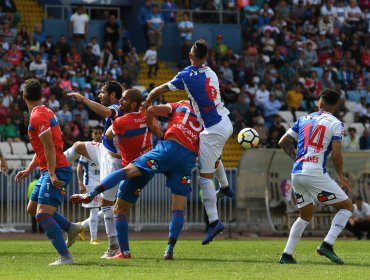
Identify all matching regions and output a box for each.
[237,128,260,149]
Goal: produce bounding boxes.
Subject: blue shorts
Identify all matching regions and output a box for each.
[35,167,73,208]
[133,140,196,197]
[116,173,153,204]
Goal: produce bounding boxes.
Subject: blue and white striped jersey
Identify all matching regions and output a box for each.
[287,111,344,175]
[167,65,229,128]
[78,155,100,187]
[102,104,123,154]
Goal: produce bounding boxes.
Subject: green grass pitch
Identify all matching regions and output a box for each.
[0,239,368,280]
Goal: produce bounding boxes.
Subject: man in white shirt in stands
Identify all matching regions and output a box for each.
[178,12,193,43]
[346,196,370,240]
[70,6,89,52]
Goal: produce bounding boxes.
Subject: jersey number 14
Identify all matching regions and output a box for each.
[304,124,326,153]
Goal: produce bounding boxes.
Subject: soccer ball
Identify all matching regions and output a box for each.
[237,128,259,149]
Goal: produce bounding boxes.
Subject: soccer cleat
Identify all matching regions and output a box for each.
[216,187,235,199]
[90,240,100,245]
[66,223,82,248]
[78,222,86,241]
[202,221,224,245]
[109,251,132,259]
[48,256,75,266]
[70,193,93,204]
[317,242,344,265]
[278,253,297,264]
[101,248,119,259]
[164,245,174,260]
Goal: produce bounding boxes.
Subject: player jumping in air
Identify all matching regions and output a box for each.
[64,81,123,258]
[70,98,201,260]
[143,39,233,245]
[278,88,353,265]
[76,125,104,245]
[16,79,81,265]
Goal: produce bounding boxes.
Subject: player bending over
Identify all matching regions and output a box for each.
[64,81,123,258]
[16,79,81,265]
[143,39,233,245]
[278,88,353,265]
[76,125,104,244]
[71,99,201,260]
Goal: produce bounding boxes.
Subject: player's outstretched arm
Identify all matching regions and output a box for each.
[39,130,65,188]
[332,140,352,193]
[143,84,170,109]
[15,154,38,182]
[146,104,171,139]
[76,162,86,193]
[68,92,113,118]
[278,133,296,160]
[0,149,8,175]
[105,125,114,140]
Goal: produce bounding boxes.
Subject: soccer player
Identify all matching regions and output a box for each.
[64,81,123,258]
[143,39,233,245]
[15,79,80,265]
[0,148,8,175]
[70,99,201,260]
[278,89,354,265]
[76,125,104,245]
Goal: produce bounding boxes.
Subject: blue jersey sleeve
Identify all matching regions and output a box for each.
[287,119,299,140]
[168,71,185,91]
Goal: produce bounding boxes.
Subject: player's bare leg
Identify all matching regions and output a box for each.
[164,195,186,260]
[317,199,353,265]
[199,172,224,245]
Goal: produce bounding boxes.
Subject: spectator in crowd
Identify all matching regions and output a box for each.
[354,97,369,123]
[346,196,370,240]
[359,128,370,150]
[56,104,73,126]
[104,14,119,51]
[253,117,268,147]
[232,93,248,132]
[0,116,19,142]
[342,127,361,151]
[178,12,194,42]
[89,36,100,57]
[69,5,89,52]
[72,102,89,127]
[138,0,152,47]
[143,43,159,79]
[33,23,45,44]
[48,93,60,112]
[0,52,13,72]
[41,35,55,56]
[212,34,228,58]
[263,93,282,125]
[81,45,98,72]
[255,82,270,109]
[287,83,304,121]
[147,4,164,49]
[125,56,140,85]
[162,0,177,22]
[7,42,22,66]
[29,53,47,79]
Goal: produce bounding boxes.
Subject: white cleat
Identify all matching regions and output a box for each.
[66,223,82,248]
[49,256,75,266]
[101,248,119,259]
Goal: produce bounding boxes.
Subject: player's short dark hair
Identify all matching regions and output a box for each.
[92,125,104,131]
[101,81,123,100]
[320,88,340,106]
[24,79,42,101]
[126,88,143,109]
[193,39,208,60]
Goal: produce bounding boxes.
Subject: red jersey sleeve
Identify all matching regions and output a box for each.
[31,111,51,137]
[112,116,126,136]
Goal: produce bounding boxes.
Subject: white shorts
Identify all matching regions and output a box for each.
[199,115,233,173]
[82,184,101,208]
[85,142,122,201]
[292,173,348,209]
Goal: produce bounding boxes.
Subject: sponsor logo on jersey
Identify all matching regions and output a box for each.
[297,155,319,163]
[146,159,158,170]
[44,193,50,198]
[317,191,337,202]
[133,188,142,196]
[295,193,304,204]
[181,176,191,185]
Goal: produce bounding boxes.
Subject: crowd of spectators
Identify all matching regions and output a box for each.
[0,0,369,151]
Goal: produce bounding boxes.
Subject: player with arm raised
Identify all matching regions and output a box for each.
[64,81,123,258]
[15,79,81,265]
[143,39,233,245]
[278,88,354,265]
[76,125,103,245]
[71,99,201,260]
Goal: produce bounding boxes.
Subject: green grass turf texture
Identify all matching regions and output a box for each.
[0,239,368,280]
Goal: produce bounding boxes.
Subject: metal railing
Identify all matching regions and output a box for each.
[0,166,236,232]
[44,5,120,20]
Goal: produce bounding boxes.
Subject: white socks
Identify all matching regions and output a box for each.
[283,217,309,255]
[324,209,352,245]
[89,208,99,241]
[64,145,80,163]
[81,217,89,229]
[102,206,118,248]
[198,176,218,223]
[215,160,229,188]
